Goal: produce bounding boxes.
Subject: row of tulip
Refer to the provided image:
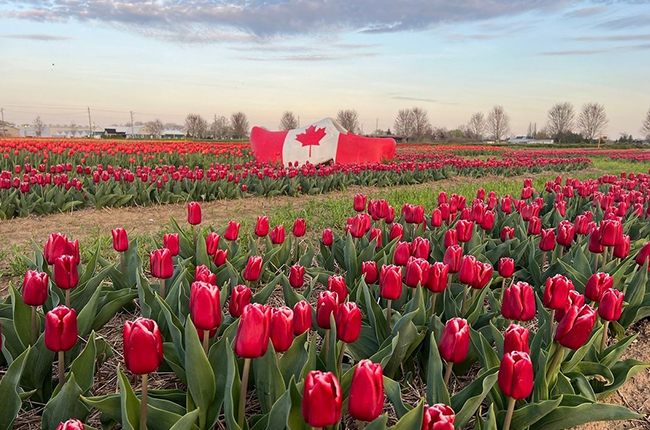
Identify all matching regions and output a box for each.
[2,169,650,430]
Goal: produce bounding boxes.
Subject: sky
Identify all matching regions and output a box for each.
[1,0,649,138]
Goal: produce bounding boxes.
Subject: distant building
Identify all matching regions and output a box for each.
[0,124,20,137]
[162,129,185,139]
[507,136,554,144]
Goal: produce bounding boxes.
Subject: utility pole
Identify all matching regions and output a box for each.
[0,108,5,136]
[298,115,301,128]
[87,107,93,137]
[130,111,134,138]
[376,118,378,135]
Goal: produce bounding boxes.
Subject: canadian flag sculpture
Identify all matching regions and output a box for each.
[250,118,396,165]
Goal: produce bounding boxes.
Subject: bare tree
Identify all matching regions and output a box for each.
[231,112,250,139]
[185,114,208,139]
[394,109,415,141]
[546,102,575,143]
[411,107,432,141]
[211,115,231,140]
[486,106,510,142]
[466,112,486,140]
[279,111,299,130]
[578,103,608,142]
[336,109,360,133]
[642,108,650,141]
[33,116,46,137]
[145,119,165,138]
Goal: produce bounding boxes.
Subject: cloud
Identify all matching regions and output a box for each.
[391,95,458,105]
[540,48,612,55]
[563,6,607,18]
[447,33,505,41]
[238,52,379,62]
[571,34,650,41]
[1,33,71,41]
[595,14,650,29]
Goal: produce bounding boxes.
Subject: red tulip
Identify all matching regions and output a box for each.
[205,232,220,256]
[426,262,449,293]
[45,305,77,352]
[431,209,443,227]
[163,233,179,256]
[598,288,624,321]
[348,360,384,422]
[327,275,347,304]
[224,221,240,241]
[422,404,455,430]
[501,196,513,214]
[411,237,430,260]
[574,214,589,235]
[213,249,228,266]
[22,270,49,306]
[539,229,556,252]
[481,211,495,231]
[498,351,534,399]
[123,317,163,374]
[347,214,368,238]
[403,204,425,224]
[289,264,305,288]
[555,304,596,349]
[471,261,493,289]
[385,206,396,223]
[527,217,541,235]
[54,255,78,290]
[443,245,463,273]
[270,306,294,352]
[270,225,285,244]
[150,249,173,279]
[302,371,342,427]
[190,281,221,332]
[112,228,129,252]
[439,317,470,363]
[369,228,382,248]
[635,242,650,267]
[504,324,530,354]
[405,257,430,288]
[394,241,411,266]
[229,285,251,318]
[336,301,362,343]
[585,272,613,302]
[233,303,272,358]
[543,274,573,310]
[614,234,630,259]
[380,264,403,300]
[502,282,536,321]
[599,219,622,247]
[56,419,85,430]
[293,301,312,335]
[501,226,514,242]
[556,220,575,248]
[354,193,367,212]
[455,220,473,242]
[243,256,263,282]
[195,265,216,285]
[317,291,339,329]
[498,257,515,279]
[293,218,307,237]
[362,260,379,284]
[322,229,334,246]
[444,229,458,248]
[389,223,404,241]
[255,216,270,237]
[44,233,73,265]
[187,201,202,225]
[458,255,478,285]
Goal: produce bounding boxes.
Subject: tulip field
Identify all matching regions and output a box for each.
[2,139,650,430]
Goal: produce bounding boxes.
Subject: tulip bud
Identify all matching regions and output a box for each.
[556,220,576,248]
[389,223,404,242]
[243,255,263,282]
[379,264,403,300]
[293,300,312,335]
[481,211,495,231]
[635,242,650,267]
[431,209,443,227]
[527,216,542,235]
[498,257,515,279]
[556,289,585,322]
[205,232,220,256]
[543,274,573,310]
[498,351,534,399]
[426,262,449,293]
[150,248,173,279]
[394,241,411,266]
[362,261,379,284]
[190,281,221,332]
[455,220,474,242]
[502,281,536,321]
[599,288,624,322]
[555,304,596,349]
[225,221,240,241]
[336,302,362,343]
[163,233,179,256]
[501,226,514,242]
[255,216,270,237]
[22,270,49,306]
[422,404,455,430]
[293,218,307,237]
[56,419,85,430]
[585,272,613,302]
[439,317,470,363]
[411,237,430,260]
[44,233,71,265]
[504,324,530,354]
[599,219,622,247]
[443,245,463,273]
[54,255,79,290]
[270,225,286,244]
[112,228,129,252]
[289,264,305,288]
[213,249,228,266]
[385,206,396,223]
[327,275,347,304]
[317,291,339,329]
[322,229,334,246]
[348,360,384,422]
[270,306,294,352]
[444,229,458,248]
[589,227,605,254]
[539,229,556,252]
[45,305,78,352]
[302,371,342,427]
[229,285,252,318]
[187,202,202,225]
[369,228,382,248]
[123,317,164,374]
[354,193,367,212]
[614,234,630,259]
[234,303,272,358]
[405,257,430,288]
[458,255,478,285]
[195,265,216,285]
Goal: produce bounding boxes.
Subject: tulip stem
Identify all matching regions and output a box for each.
[338,342,347,376]
[594,254,599,273]
[541,252,547,273]
[120,252,126,276]
[429,293,437,318]
[386,300,392,333]
[65,289,70,308]
[503,397,516,430]
[601,248,608,271]
[238,358,251,426]
[500,278,506,302]
[192,225,197,255]
[31,306,37,344]
[160,279,166,300]
[141,373,148,430]
[58,350,65,388]
[600,320,609,354]
[461,286,468,316]
[548,310,555,343]
[324,330,330,358]
[443,362,454,386]
[203,330,210,355]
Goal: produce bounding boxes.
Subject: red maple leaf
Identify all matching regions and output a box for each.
[295,125,326,157]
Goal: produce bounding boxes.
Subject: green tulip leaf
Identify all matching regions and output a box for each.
[185,318,216,429]
[0,347,31,430]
